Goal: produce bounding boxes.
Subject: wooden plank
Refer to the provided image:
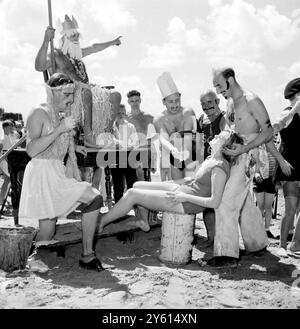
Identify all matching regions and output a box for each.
[35,215,162,249]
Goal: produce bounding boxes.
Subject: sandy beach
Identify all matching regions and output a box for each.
[0,177,300,309]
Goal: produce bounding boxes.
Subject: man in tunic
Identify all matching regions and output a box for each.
[19,73,104,271]
[35,14,122,148]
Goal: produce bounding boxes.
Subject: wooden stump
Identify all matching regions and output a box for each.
[0,226,36,272]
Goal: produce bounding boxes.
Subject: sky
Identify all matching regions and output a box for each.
[1,0,300,122]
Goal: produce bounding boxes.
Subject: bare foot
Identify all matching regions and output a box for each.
[277,247,288,258]
[127,219,150,232]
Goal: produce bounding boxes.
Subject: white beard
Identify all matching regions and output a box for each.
[60,38,83,60]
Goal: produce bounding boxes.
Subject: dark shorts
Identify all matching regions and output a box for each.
[169,130,198,171]
[181,201,205,214]
[253,177,276,194]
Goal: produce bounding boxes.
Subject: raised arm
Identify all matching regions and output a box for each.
[26,108,76,157]
[81,36,122,58]
[35,27,54,72]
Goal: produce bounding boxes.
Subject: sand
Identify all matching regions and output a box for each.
[0,183,300,309]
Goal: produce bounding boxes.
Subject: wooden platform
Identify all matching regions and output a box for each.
[0,207,162,257]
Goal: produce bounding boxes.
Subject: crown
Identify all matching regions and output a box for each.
[61,14,79,34]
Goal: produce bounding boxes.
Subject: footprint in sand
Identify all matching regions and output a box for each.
[130,281,152,295]
[163,277,187,308]
[216,288,246,308]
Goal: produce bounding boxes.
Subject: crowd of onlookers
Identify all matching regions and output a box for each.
[0,114,26,209]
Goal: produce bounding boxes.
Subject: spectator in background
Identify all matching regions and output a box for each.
[0,120,20,206]
[253,138,279,239]
[273,78,300,257]
[126,90,157,180]
[198,89,226,247]
[110,104,138,203]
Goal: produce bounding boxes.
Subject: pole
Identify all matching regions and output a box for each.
[48,0,56,74]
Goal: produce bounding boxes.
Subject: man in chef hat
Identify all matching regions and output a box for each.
[154,72,201,180]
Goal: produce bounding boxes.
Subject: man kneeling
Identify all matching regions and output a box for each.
[19,73,104,272]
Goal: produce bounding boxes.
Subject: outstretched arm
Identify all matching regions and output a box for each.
[81,36,122,58]
[35,27,55,72]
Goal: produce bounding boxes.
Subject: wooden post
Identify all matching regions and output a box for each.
[0,227,36,272]
[48,0,56,74]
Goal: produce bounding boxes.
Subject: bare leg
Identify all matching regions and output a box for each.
[127,206,151,232]
[81,209,99,256]
[0,174,10,205]
[133,180,179,191]
[255,192,265,222]
[202,209,215,247]
[136,167,145,181]
[280,182,298,249]
[36,218,57,241]
[99,188,185,232]
[264,192,275,231]
[92,167,102,190]
[160,168,168,182]
[289,212,300,252]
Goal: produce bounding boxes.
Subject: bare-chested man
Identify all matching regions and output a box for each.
[35,14,122,148]
[207,67,273,267]
[154,72,200,180]
[126,90,157,181]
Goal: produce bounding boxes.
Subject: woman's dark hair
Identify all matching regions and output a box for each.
[47,73,73,87]
[222,132,244,163]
